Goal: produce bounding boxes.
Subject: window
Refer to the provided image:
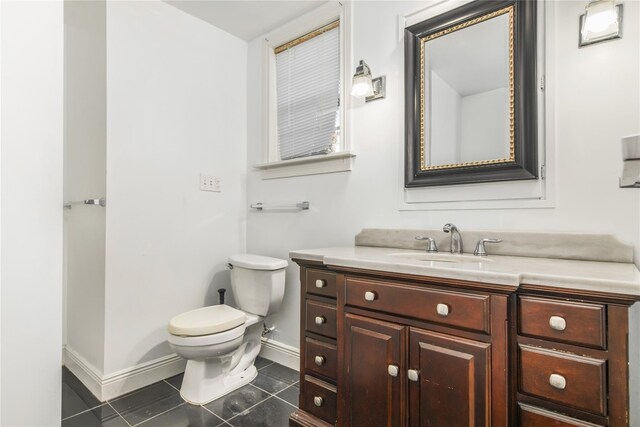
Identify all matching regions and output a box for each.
[276,21,340,160]
[256,2,354,179]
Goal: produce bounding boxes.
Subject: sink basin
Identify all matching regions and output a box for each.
[387,252,492,263]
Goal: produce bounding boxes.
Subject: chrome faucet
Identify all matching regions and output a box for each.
[415,236,438,253]
[443,223,462,254]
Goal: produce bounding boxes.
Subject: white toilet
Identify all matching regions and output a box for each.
[167,254,287,405]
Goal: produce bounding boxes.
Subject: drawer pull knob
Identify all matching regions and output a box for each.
[314,316,326,326]
[313,396,324,407]
[315,279,326,288]
[436,303,450,317]
[315,355,326,366]
[549,373,566,390]
[388,364,399,377]
[408,369,420,382]
[364,291,377,301]
[549,316,566,331]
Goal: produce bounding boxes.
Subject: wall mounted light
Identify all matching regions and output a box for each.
[579,0,623,47]
[351,60,385,102]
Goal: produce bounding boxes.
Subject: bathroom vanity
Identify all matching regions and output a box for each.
[288,230,640,427]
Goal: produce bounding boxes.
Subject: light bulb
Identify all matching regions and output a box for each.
[581,0,619,42]
[351,75,374,98]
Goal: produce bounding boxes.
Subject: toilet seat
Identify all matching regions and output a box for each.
[168,309,261,347]
[168,323,246,347]
[168,305,246,337]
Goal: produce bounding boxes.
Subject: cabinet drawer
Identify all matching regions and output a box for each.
[518,404,604,427]
[306,269,336,298]
[304,337,337,381]
[345,277,490,333]
[305,300,337,339]
[302,375,337,424]
[518,345,607,416]
[519,296,606,349]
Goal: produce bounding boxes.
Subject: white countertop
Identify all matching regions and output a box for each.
[289,246,640,297]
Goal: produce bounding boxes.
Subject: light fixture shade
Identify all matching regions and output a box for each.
[351,60,374,98]
[580,0,622,46]
[351,74,374,97]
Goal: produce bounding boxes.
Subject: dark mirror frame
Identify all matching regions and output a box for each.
[405,0,538,188]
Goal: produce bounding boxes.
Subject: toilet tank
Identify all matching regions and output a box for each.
[228,254,287,316]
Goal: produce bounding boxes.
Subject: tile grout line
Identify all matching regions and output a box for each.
[250,377,298,397]
[223,391,280,425]
[60,402,105,422]
[163,378,181,393]
[271,393,299,409]
[200,404,233,426]
[131,402,186,426]
[106,401,134,427]
[247,382,277,396]
[257,361,275,371]
[270,380,300,409]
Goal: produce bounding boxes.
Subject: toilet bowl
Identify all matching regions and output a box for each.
[167,254,287,405]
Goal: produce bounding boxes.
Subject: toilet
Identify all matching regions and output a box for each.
[167,254,287,405]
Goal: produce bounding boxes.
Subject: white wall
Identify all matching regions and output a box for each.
[104,1,247,376]
[0,1,64,425]
[64,0,107,373]
[246,0,640,348]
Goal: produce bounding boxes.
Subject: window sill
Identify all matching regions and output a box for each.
[253,151,356,179]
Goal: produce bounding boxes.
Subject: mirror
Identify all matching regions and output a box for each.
[405,0,538,187]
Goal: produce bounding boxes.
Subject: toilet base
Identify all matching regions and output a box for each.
[180,362,258,405]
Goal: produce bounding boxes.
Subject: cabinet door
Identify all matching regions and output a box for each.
[409,328,491,427]
[344,313,405,427]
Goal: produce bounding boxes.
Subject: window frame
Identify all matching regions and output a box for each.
[256,1,354,179]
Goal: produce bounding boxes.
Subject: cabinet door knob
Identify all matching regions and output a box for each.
[387,364,399,377]
[315,279,326,288]
[436,303,449,316]
[549,316,566,331]
[408,369,420,382]
[364,291,377,301]
[315,355,326,366]
[315,316,326,325]
[313,396,324,407]
[549,373,566,390]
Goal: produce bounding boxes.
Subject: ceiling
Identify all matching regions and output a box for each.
[165,0,327,41]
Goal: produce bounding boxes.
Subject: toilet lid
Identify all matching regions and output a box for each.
[168,305,246,337]
[228,254,288,270]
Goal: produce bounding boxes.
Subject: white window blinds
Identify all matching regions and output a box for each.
[275,21,340,160]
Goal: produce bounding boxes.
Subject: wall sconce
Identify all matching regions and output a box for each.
[620,134,640,188]
[351,60,385,102]
[579,0,623,47]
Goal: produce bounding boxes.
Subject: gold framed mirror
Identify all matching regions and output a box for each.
[405,0,538,187]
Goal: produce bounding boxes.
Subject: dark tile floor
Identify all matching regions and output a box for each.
[62,357,299,426]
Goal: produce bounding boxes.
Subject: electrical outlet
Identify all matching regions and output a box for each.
[200,174,221,192]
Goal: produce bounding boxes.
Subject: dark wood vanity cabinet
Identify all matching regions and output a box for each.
[290,264,339,427]
[343,314,404,426]
[290,261,637,427]
[341,275,507,427]
[291,261,510,427]
[515,292,635,427]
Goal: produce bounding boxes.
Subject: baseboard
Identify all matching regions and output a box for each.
[63,346,105,400]
[259,338,300,371]
[63,346,186,401]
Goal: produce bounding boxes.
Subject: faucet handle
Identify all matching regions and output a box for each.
[474,238,502,256]
[415,236,438,253]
